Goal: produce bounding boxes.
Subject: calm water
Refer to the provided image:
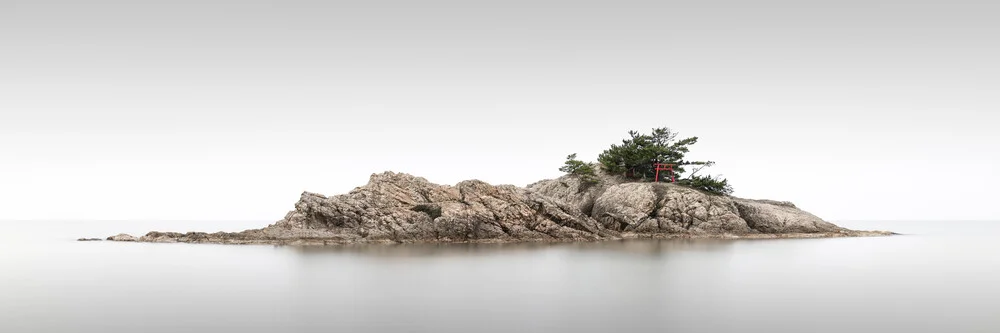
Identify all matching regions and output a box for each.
[1,220,997,333]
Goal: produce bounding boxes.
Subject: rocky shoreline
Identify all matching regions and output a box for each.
[98,171,893,245]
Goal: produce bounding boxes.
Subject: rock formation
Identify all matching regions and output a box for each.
[528,170,847,235]
[104,171,892,245]
[106,234,138,242]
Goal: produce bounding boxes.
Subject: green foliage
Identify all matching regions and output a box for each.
[559,153,599,184]
[589,127,734,195]
[677,175,733,196]
[597,127,712,182]
[557,127,735,195]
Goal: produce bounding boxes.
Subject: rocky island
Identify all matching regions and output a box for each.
[102,127,893,245]
[103,171,892,245]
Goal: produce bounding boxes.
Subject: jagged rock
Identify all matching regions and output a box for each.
[102,171,892,245]
[535,176,846,235]
[526,169,626,216]
[107,234,138,242]
[591,183,658,231]
[271,173,606,244]
[733,199,841,233]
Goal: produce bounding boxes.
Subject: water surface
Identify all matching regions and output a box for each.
[1,220,996,332]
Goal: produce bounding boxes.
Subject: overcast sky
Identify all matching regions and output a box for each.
[1,0,997,221]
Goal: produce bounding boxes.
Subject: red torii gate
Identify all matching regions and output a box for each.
[654,163,675,183]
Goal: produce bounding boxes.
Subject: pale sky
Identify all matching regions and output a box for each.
[1,0,998,221]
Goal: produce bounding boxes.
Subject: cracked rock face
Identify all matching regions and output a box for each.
[104,171,890,245]
[531,175,844,236]
[273,173,607,243]
[591,183,658,231]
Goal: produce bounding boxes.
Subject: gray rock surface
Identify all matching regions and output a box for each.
[528,171,843,236]
[106,234,138,242]
[104,171,892,245]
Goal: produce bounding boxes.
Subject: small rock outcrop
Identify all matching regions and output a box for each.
[103,171,892,245]
[106,234,138,242]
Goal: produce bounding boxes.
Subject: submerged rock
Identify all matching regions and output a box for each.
[103,171,893,245]
[77,238,102,242]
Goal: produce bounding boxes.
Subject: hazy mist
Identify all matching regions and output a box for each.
[2,0,998,221]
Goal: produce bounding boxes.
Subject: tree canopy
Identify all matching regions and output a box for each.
[560,127,733,195]
[558,153,599,184]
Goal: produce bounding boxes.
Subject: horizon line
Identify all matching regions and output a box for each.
[1,219,997,223]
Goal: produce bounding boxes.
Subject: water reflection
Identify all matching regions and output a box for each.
[290,238,738,258]
[1,221,998,333]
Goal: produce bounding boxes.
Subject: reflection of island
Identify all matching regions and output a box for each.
[289,238,739,259]
[103,172,893,246]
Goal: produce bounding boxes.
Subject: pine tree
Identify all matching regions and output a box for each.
[596,127,711,181]
[560,127,734,195]
[558,154,598,184]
